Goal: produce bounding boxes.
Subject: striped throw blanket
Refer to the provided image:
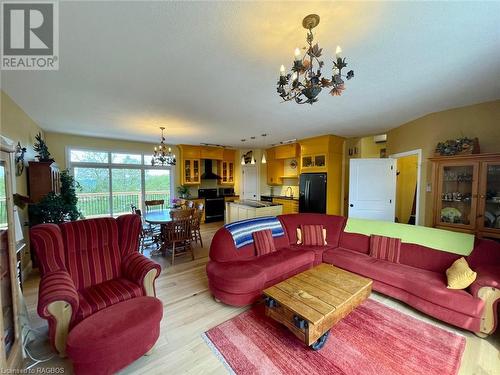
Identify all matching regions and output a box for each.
[224,216,285,249]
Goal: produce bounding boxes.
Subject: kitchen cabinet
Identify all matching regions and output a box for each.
[274,144,299,159]
[272,198,299,214]
[226,201,283,224]
[182,159,200,185]
[430,153,500,238]
[179,145,201,159]
[200,147,223,160]
[267,159,284,185]
[219,161,234,184]
[300,154,327,171]
[28,161,60,202]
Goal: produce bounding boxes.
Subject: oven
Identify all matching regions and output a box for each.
[198,188,225,222]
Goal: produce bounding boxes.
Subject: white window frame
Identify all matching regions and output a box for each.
[67,146,175,217]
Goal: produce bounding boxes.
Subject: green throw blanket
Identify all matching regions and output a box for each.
[344,218,474,256]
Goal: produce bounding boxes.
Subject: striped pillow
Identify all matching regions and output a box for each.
[252,229,276,256]
[370,235,401,263]
[300,225,326,246]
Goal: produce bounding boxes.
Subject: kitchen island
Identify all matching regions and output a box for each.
[225,200,283,224]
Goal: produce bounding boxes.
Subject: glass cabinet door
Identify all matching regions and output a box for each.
[184,160,191,183]
[192,160,199,183]
[479,162,500,232]
[437,163,478,229]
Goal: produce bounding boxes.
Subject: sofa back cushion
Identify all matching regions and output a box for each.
[339,232,370,254]
[209,226,290,263]
[60,218,122,290]
[398,242,460,273]
[278,214,346,247]
[370,235,401,263]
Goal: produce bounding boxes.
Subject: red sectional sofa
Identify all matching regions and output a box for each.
[207,213,500,336]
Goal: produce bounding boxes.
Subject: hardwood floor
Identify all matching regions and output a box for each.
[22,221,500,374]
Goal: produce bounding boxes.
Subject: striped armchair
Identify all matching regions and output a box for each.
[31,214,161,357]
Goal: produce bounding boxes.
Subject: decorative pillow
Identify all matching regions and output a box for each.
[446,257,477,290]
[296,227,327,246]
[369,235,401,263]
[252,229,276,256]
[298,225,327,246]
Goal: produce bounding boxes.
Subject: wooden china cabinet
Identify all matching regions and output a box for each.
[430,153,500,239]
[0,139,22,370]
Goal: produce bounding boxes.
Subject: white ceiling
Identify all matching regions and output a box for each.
[2,1,500,148]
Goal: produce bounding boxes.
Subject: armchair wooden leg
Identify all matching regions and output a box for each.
[47,301,73,357]
[143,269,157,297]
[198,230,203,248]
[476,286,500,337]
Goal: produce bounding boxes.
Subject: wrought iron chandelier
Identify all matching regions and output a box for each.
[277,14,354,105]
[151,127,176,166]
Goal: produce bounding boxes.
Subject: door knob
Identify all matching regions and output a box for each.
[349,204,354,207]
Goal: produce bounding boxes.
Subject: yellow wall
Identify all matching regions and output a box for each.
[395,155,418,224]
[0,91,44,269]
[386,99,500,226]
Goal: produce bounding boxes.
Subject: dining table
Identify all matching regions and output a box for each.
[144,208,178,254]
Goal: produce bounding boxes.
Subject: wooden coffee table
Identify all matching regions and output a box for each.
[263,264,372,350]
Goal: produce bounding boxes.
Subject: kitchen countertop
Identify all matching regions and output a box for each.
[231,200,281,208]
[261,195,299,201]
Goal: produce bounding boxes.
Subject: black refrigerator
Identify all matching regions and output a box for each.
[299,173,327,213]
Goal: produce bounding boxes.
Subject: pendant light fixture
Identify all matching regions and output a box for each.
[240,139,246,165]
[261,134,267,164]
[151,127,176,166]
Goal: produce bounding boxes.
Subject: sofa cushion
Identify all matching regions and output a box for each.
[370,235,401,263]
[255,248,315,281]
[289,244,335,265]
[339,232,370,254]
[300,225,326,246]
[446,257,477,290]
[296,227,327,245]
[323,247,483,317]
[253,229,276,256]
[76,278,143,322]
[278,214,346,247]
[206,261,266,294]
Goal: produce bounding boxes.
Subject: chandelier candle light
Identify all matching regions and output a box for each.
[277,14,354,104]
[151,126,176,166]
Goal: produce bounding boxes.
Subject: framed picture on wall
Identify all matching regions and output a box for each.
[380,148,387,158]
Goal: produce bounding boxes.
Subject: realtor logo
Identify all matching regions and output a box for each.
[1,1,59,70]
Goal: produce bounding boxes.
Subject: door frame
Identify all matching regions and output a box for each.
[389,149,422,225]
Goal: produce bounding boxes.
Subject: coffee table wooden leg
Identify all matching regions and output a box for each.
[310,330,330,351]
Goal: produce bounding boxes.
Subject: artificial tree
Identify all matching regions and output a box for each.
[33,132,54,162]
[29,170,82,225]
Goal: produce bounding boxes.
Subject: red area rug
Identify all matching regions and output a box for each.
[204,299,465,375]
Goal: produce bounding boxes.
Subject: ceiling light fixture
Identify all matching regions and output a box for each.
[151,126,176,166]
[240,139,246,165]
[277,14,354,105]
[261,134,267,164]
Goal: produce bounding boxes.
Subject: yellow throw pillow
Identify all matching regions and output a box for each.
[296,228,327,245]
[446,257,477,290]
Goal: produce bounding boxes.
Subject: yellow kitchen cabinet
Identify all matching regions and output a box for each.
[267,157,284,185]
[200,146,224,160]
[274,143,299,159]
[272,198,299,214]
[300,153,327,172]
[182,159,200,185]
[179,144,201,159]
[219,160,235,184]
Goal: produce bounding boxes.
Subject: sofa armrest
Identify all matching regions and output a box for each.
[469,266,500,297]
[469,266,500,336]
[122,252,161,296]
[37,271,79,357]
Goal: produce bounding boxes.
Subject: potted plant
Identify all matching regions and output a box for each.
[176,185,191,199]
[29,169,82,225]
[33,132,55,162]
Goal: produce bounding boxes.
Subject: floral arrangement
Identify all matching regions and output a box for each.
[172,198,186,208]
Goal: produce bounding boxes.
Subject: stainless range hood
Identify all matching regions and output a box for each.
[201,159,221,180]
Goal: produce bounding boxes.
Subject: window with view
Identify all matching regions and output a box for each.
[69,149,174,218]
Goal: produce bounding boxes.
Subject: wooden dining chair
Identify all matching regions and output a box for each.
[165,208,195,265]
[192,203,204,247]
[144,199,164,243]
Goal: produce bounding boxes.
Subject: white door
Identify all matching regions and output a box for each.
[242,165,258,200]
[349,158,396,221]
